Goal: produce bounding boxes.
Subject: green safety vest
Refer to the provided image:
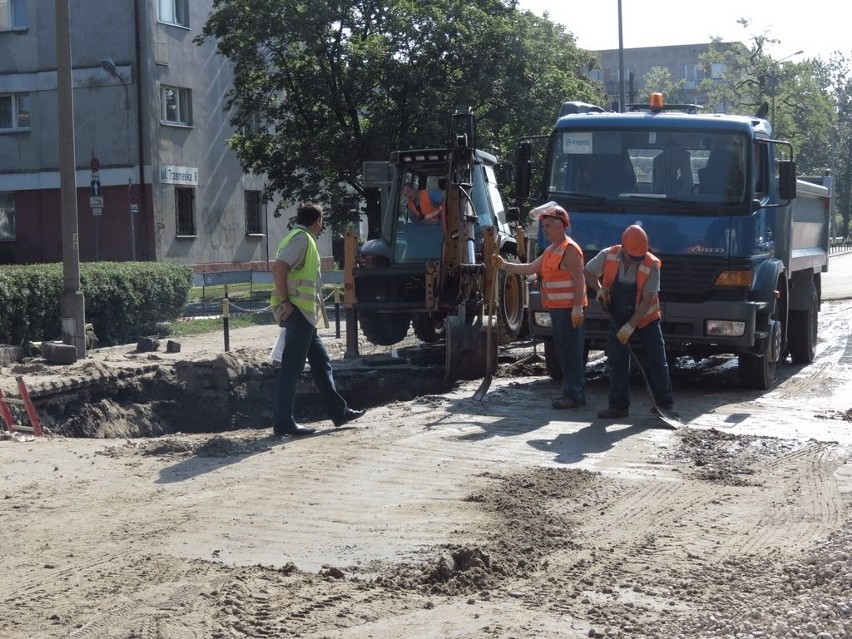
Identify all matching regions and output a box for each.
[270,227,320,323]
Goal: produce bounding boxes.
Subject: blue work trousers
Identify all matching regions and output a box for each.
[274,309,347,430]
[605,319,673,410]
[549,307,586,402]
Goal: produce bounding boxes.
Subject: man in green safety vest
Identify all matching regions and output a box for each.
[270,202,365,436]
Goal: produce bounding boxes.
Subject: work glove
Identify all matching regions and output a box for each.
[596,287,610,309]
[571,307,584,329]
[616,323,635,345]
[273,301,290,327]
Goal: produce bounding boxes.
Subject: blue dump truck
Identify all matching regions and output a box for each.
[516,94,831,389]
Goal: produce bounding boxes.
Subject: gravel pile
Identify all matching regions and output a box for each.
[670,520,852,639]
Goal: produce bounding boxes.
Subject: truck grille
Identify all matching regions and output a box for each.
[656,256,753,302]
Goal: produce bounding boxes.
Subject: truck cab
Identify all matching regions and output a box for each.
[520,95,830,389]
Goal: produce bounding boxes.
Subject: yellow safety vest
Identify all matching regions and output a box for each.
[270,228,320,323]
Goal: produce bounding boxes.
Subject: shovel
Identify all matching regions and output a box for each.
[472,267,500,401]
[603,307,683,429]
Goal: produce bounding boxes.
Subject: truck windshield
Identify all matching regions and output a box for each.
[548,129,749,207]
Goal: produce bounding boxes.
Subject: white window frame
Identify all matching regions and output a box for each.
[710,63,726,79]
[160,86,192,126]
[0,191,15,241]
[0,93,30,132]
[158,0,188,28]
[0,0,27,31]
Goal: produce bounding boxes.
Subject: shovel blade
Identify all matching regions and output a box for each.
[445,316,492,383]
[650,405,683,429]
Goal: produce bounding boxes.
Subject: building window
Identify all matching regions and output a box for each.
[0,0,26,31]
[160,86,191,126]
[608,68,620,83]
[682,64,705,82]
[158,0,188,27]
[588,70,603,83]
[710,63,726,79]
[241,111,263,137]
[0,192,15,241]
[175,187,195,236]
[0,93,30,132]
[244,190,262,235]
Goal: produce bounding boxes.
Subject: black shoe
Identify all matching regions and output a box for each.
[273,423,316,437]
[332,408,365,427]
[552,395,586,409]
[597,406,629,419]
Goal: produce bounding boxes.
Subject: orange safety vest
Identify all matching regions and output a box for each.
[540,237,588,309]
[409,190,443,222]
[601,245,662,328]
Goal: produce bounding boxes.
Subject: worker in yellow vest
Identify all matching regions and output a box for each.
[270,203,365,436]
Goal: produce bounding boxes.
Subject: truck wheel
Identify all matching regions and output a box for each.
[359,311,411,346]
[497,258,525,342]
[787,279,818,364]
[738,311,781,391]
[412,313,444,343]
[543,338,563,380]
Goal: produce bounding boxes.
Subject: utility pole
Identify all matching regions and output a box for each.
[617,0,626,113]
[56,0,86,358]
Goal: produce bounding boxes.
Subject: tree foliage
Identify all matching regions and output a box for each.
[196,0,604,235]
[700,21,850,237]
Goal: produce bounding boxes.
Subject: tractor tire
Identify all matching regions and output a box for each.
[359,310,411,346]
[497,256,526,342]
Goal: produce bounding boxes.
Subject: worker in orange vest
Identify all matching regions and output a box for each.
[402,182,444,223]
[584,224,675,419]
[494,201,587,409]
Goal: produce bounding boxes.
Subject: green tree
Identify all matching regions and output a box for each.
[642,66,688,104]
[700,23,835,177]
[196,0,603,236]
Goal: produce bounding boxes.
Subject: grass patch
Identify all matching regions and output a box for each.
[158,310,276,338]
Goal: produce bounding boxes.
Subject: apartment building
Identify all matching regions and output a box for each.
[0,0,329,268]
[591,42,744,110]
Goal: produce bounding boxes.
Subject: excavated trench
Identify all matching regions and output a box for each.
[17,344,464,439]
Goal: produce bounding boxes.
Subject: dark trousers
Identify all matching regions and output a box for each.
[274,309,347,430]
[549,307,586,402]
[605,319,673,410]
[606,280,673,410]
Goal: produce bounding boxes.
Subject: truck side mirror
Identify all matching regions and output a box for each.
[779,160,797,200]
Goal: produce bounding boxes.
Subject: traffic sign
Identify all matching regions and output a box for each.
[130,204,139,214]
[128,183,137,204]
[89,196,103,208]
[90,178,101,197]
[92,207,103,217]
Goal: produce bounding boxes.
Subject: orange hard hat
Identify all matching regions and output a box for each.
[529,201,570,227]
[622,224,649,257]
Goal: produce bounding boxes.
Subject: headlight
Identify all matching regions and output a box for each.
[705,320,745,337]
[534,312,553,328]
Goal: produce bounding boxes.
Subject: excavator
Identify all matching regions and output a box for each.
[346,112,527,382]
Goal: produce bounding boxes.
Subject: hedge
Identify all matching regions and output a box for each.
[0,262,193,347]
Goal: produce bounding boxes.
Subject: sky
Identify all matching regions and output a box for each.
[518,0,848,62]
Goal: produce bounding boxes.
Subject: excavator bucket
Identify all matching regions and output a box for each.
[444,315,494,383]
